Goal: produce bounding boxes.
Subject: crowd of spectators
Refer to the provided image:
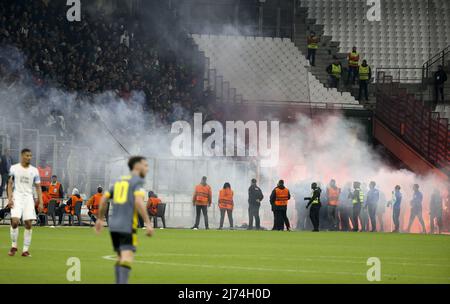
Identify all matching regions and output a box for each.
[0,0,213,133]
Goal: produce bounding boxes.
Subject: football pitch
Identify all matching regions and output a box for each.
[0,226,449,284]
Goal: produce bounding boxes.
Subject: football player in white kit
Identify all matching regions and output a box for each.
[7,148,43,257]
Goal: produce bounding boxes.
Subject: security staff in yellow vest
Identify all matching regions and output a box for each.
[326,57,342,90]
[305,182,322,232]
[307,31,320,66]
[269,180,291,231]
[358,60,372,101]
[347,46,360,85]
[350,181,365,232]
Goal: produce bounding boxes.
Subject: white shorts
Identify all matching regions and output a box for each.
[10,194,36,221]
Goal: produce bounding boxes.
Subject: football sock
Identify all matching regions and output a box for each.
[118,261,132,284]
[114,262,121,284]
[10,226,19,248]
[23,229,32,252]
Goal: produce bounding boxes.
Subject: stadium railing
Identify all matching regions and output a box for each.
[375,72,450,175]
[423,44,450,80]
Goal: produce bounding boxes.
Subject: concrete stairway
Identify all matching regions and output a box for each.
[292,4,375,107]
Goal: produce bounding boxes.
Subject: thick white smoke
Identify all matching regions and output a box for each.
[260,114,449,232]
[1,45,448,232]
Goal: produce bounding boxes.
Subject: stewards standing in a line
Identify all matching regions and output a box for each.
[270,180,291,231]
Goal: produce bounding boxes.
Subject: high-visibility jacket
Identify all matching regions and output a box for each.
[49,182,62,200]
[307,36,319,49]
[65,195,83,215]
[41,191,51,213]
[275,187,290,206]
[352,189,364,204]
[359,65,370,80]
[87,193,103,215]
[331,64,342,79]
[218,188,234,210]
[327,187,340,206]
[38,166,52,187]
[348,51,360,67]
[147,197,161,216]
[310,190,320,205]
[193,184,212,206]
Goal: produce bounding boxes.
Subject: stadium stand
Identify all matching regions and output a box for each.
[1,0,449,191]
[0,0,205,126]
[299,0,450,81]
[192,34,358,104]
[0,0,210,197]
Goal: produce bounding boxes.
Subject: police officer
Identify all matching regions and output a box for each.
[295,182,312,230]
[429,188,443,234]
[339,183,353,231]
[376,191,387,232]
[248,178,264,230]
[270,180,291,231]
[387,185,402,233]
[350,181,364,232]
[360,183,370,231]
[305,182,322,232]
[406,184,426,233]
[365,181,380,232]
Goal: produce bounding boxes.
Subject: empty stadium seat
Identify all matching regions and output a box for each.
[300,0,450,82]
[192,34,358,104]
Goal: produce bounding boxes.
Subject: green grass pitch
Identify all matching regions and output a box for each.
[0,226,449,284]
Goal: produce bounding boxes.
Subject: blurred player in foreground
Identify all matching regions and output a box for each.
[7,148,43,257]
[95,156,154,284]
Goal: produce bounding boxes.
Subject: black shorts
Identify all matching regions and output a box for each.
[110,232,137,253]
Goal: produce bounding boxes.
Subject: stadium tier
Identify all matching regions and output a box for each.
[300,0,450,82]
[192,34,358,104]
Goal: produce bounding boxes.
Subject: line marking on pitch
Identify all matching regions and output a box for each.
[0,244,448,268]
[101,255,450,281]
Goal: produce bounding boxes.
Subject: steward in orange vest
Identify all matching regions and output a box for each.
[218,183,234,229]
[87,186,103,223]
[36,186,51,226]
[61,188,83,225]
[41,187,52,214]
[65,188,83,215]
[191,176,212,229]
[193,184,212,206]
[37,164,52,187]
[147,191,165,228]
[270,180,291,231]
[326,179,341,231]
[48,175,64,205]
[147,191,161,216]
[327,180,341,206]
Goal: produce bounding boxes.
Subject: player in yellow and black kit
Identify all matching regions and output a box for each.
[95,156,154,284]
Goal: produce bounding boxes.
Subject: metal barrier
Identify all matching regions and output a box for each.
[0,119,275,227]
[0,118,105,196]
[375,75,450,175]
[375,67,424,85]
[423,44,450,80]
[104,157,259,227]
